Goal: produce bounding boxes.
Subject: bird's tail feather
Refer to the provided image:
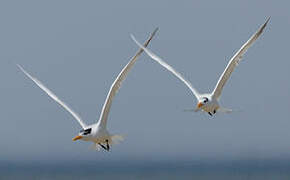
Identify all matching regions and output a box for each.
[110,134,124,145]
[218,107,233,113]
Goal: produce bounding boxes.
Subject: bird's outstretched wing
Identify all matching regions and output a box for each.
[98,28,158,127]
[17,64,87,129]
[131,35,200,100]
[212,18,270,99]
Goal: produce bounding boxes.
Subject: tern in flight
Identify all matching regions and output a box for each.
[18,28,158,151]
[131,18,269,116]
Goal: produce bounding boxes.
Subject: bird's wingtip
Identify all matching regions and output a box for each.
[130,27,159,38]
[256,17,270,36]
[16,64,24,71]
[130,33,135,39]
[265,17,270,25]
[152,27,159,36]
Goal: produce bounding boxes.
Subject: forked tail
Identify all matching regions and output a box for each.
[110,134,124,145]
[218,107,233,113]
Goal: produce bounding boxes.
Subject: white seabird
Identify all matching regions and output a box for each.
[131,18,269,116]
[18,28,158,151]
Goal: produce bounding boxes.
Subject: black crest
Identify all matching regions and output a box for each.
[80,128,92,135]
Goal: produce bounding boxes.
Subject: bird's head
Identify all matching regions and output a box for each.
[196,97,209,109]
[72,128,92,141]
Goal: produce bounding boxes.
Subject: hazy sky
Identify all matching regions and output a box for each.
[0,0,289,162]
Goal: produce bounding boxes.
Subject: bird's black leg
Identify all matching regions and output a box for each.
[106,139,110,151]
[208,112,212,116]
[98,143,107,150]
[213,110,216,114]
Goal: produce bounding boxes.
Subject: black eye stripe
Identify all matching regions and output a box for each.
[80,128,92,135]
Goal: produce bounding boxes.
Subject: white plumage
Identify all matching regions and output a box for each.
[18,28,158,151]
[131,18,269,116]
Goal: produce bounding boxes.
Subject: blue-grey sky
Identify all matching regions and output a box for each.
[0,0,289,162]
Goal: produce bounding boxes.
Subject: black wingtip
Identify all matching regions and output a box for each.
[256,17,270,37]
[261,17,270,29]
[265,17,270,26]
[151,27,159,38]
[143,27,159,47]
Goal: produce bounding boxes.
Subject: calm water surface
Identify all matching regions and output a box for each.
[1,160,290,180]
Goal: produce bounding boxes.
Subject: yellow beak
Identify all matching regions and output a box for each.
[72,135,83,141]
[197,102,203,108]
